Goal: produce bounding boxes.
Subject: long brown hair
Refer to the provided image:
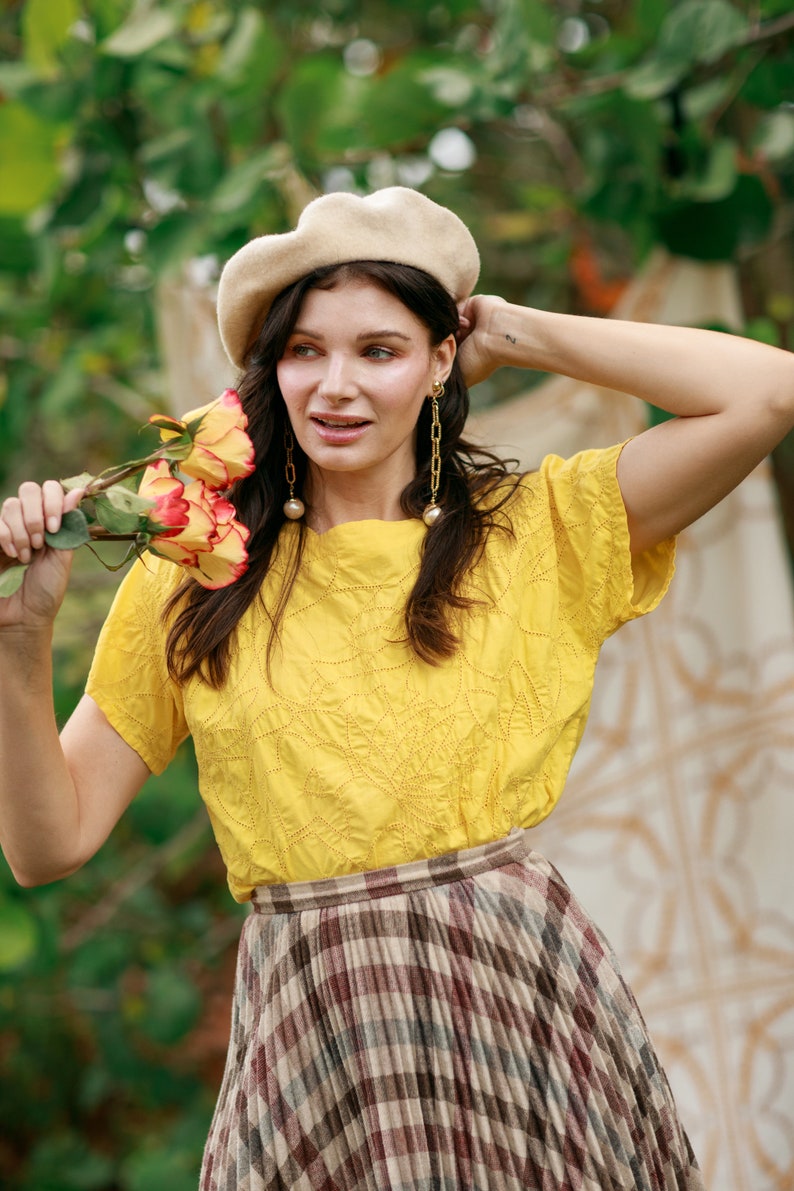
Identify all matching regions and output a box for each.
[164,261,519,687]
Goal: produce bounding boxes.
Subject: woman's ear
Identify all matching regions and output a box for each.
[434,332,457,383]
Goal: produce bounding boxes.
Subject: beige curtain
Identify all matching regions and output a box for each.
[471,251,794,1191]
[158,250,794,1189]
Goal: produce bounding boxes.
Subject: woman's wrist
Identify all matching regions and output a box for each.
[489,302,544,372]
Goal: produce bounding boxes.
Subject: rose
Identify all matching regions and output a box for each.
[0,393,255,599]
[137,460,191,538]
[149,388,255,489]
[147,477,250,590]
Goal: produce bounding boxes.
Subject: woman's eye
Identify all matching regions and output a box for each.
[292,344,319,357]
[365,346,394,360]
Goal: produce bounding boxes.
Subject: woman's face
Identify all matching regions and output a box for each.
[277,278,455,495]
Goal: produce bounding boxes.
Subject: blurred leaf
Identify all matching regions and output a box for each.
[0,900,39,971]
[658,0,747,65]
[657,175,774,259]
[768,293,794,323]
[627,0,748,97]
[101,7,180,58]
[752,108,794,164]
[681,76,733,122]
[21,1133,114,1191]
[209,147,288,216]
[681,138,738,201]
[741,52,794,109]
[0,60,40,95]
[121,1141,199,1191]
[744,316,780,346]
[216,6,282,90]
[22,0,80,77]
[276,50,452,160]
[140,966,202,1045]
[0,103,69,215]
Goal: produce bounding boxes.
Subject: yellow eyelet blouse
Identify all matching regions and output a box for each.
[86,443,675,901]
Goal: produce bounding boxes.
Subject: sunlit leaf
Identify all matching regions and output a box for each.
[0,103,68,215]
[0,900,38,970]
[0,566,28,598]
[62,472,96,491]
[209,147,289,215]
[626,0,748,98]
[100,7,179,58]
[657,0,748,65]
[22,0,80,77]
[103,483,154,515]
[680,137,738,201]
[752,109,794,163]
[93,495,143,535]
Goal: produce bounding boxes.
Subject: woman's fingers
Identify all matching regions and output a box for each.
[42,479,70,533]
[0,481,75,565]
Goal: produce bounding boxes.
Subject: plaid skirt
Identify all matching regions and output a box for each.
[200,829,704,1190]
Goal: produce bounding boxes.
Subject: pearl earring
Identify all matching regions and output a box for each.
[422,379,444,527]
[283,428,305,520]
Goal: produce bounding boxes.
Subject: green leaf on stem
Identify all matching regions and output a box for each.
[44,508,92,550]
[0,565,28,597]
[93,496,144,536]
[104,484,155,516]
[62,471,95,492]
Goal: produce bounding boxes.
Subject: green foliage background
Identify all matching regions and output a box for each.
[0,0,793,1185]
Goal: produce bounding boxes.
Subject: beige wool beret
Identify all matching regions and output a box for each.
[216,186,480,368]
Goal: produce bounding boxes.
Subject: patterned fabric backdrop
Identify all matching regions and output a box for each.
[160,248,794,1190]
[471,251,794,1191]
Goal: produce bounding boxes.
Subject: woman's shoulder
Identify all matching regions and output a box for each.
[474,442,628,540]
[99,554,186,636]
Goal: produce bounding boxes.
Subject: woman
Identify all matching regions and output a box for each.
[2,187,793,1190]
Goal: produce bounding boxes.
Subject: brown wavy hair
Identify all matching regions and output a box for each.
[164,261,519,687]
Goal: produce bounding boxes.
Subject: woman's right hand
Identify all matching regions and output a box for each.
[0,481,85,631]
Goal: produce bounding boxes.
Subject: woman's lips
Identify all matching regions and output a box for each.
[310,415,371,444]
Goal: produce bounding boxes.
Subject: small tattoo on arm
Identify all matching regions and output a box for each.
[505,334,517,344]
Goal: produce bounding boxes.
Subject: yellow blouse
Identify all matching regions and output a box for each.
[86,443,675,901]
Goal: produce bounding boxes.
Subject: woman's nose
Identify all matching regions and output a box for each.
[317,353,358,402]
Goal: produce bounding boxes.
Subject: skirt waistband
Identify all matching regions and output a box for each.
[250,827,534,915]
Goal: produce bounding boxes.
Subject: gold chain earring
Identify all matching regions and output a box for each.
[283,428,305,520]
[422,379,444,527]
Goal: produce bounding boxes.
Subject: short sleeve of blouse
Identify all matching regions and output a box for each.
[528,441,675,643]
[85,557,188,774]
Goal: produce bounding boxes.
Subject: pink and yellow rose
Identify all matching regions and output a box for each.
[143,470,251,590]
[137,460,191,538]
[150,388,255,489]
[0,393,256,599]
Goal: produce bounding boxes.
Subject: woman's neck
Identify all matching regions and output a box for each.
[303,467,411,533]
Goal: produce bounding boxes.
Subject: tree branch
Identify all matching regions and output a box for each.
[533,10,794,108]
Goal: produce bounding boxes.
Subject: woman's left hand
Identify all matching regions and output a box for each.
[456,295,510,387]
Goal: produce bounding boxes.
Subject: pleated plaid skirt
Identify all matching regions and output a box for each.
[200,828,704,1191]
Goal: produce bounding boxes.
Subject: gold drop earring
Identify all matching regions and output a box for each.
[422,379,444,527]
[283,427,305,520]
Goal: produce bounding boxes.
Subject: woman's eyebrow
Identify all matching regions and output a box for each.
[289,326,413,342]
[356,329,412,342]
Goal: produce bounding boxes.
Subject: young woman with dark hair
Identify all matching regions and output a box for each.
[2,187,793,1190]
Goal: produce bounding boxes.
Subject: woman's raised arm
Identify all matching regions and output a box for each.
[457,295,794,553]
[0,483,150,886]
